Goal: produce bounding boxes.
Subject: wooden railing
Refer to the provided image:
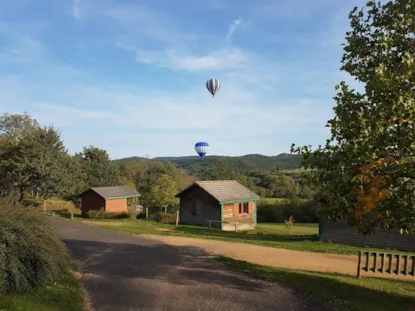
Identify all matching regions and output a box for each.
[45,210,74,220]
[357,251,415,278]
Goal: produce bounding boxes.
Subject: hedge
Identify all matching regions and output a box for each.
[86,210,129,219]
[257,199,319,223]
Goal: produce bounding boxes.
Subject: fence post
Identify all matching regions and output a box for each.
[176,211,179,227]
[208,220,211,229]
[146,208,149,221]
[43,199,47,212]
[70,213,74,220]
[357,251,362,279]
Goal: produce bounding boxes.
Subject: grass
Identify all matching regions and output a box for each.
[217,256,415,311]
[74,217,414,256]
[0,268,85,311]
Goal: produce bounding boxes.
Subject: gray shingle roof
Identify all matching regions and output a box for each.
[176,180,260,202]
[86,186,141,199]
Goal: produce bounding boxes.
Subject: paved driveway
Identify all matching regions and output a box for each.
[52,219,330,311]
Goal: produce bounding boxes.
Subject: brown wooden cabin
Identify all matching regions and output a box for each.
[175,180,260,231]
[79,186,141,218]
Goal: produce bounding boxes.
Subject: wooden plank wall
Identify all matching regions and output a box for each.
[320,220,415,252]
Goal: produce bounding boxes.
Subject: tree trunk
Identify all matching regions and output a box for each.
[165,205,167,214]
[18,190,25,203]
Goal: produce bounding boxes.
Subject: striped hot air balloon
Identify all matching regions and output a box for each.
[194,142,209,160]
[206,78,221,98]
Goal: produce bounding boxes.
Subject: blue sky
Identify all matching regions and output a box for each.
[0,0,368,159]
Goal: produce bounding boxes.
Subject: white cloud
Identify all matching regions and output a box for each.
[226,19,242,40]
[72,0,82,19]
[0,37,45,62]
[134,48,248,71]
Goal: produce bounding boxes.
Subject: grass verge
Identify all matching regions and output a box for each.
[217,256,415,311]
[0,267,85,311]
[75,218,414,256]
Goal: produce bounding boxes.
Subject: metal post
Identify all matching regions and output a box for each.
[357,251,362,279]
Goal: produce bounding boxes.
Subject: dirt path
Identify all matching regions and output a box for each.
[137,234,410,280]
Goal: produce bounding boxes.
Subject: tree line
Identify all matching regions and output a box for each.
[0,112,316,213]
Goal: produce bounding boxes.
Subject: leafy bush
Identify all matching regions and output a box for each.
[127,205,139,218]
[87,210,129,219]
[149,212,177,224]
[0,201,70,293]
[257,199,319,223]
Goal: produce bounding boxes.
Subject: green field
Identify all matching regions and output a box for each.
[74,218,413,256]
[218,257,415,311]
[0,269,84,311]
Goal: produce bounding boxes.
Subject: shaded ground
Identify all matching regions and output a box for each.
[135,234,412,281]
[52,219,330,311]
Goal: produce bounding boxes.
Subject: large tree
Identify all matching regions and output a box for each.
[0,113,76,201]
[292,0,415,234]
[78,146,119,188]
[138,162,179,211]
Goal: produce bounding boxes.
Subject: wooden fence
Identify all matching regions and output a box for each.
[357,251,415,278]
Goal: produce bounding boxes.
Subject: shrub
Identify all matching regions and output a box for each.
[0,200,70,293]
[149,212,177,224]
[22,197,81,215]
[285,216,295,234]
[87,210,129,219]
[127,205,139,219]
[136,212,146,219]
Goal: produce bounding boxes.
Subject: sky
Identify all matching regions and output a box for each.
[0,0,369,159]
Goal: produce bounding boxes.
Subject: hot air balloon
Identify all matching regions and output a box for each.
[195,142,209,160]
[206,78,221,98]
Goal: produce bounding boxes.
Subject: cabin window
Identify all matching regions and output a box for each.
[238,202,249,214]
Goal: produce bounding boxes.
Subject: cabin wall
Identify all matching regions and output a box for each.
[179,188,221,228]
[105,198,127,213]
[320,219,415,252]
[222,201,255,231]
[81,191,106,218]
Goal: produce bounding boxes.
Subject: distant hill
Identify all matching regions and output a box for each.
[115,153,303,175]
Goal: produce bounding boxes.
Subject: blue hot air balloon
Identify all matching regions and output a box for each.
[206,78,221,98]
[195,142,209,160]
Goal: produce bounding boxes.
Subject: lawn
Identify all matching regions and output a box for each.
[0,269,85,311]
[217,256,415,311]
[76,217,414,256]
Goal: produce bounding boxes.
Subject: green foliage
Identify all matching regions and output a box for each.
[77,146,119,188]
[86,210,129,219]
[256,200,319,223]
[291,0,415,233]
[138,162,180,211]
[148,212,177,224]
[0,113,78,202]
[117,153,303,175]
[0,201,70,293]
